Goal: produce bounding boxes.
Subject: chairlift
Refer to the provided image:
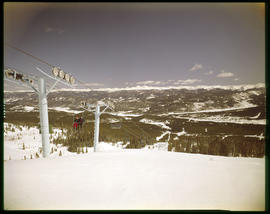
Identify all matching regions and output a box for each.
[72,112,86,130]
[80,101,87,107]
[111,123,121,129]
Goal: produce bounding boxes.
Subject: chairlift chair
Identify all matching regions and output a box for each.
[73,111,86,130]
[111,123,121,129]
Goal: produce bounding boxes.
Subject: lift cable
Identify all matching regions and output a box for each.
[120,123,143,139]
[5,43,54,67]
[4,43,87,86]
[128,120,152,139]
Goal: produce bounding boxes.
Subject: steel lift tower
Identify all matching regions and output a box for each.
[4,67,75,157]
[80,101,114,152]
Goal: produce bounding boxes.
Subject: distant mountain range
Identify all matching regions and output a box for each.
[4,83,266,122]
[4,83,266,153]
[4,82,265,93]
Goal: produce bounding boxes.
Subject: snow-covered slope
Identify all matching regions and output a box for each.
[4,150,265,211]
[4,124,265,211]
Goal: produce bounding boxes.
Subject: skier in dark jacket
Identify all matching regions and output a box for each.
[78,117,84,129]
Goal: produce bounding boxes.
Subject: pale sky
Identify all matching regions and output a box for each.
[4,2,265,88]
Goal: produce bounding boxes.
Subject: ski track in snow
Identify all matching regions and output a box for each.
[140,119,171,130]
[156,131,171,141]
[175,116,266,125]
[107,111,143,117]
[249,112,261,119]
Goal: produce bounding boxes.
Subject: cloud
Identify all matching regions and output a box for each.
[136,80,165,85]
[217,71,234,78]
[204,70,214,75]
[125,82,136,86]
[189,64,203,72]
[173,79,202,85]
[82,82,104,87]
[45,26,65,34]
[134,79,202,86]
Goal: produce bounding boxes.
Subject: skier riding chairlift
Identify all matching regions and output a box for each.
[73,115,84,130]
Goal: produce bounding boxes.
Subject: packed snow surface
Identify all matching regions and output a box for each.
[4,150,265,211]
[4,123,265,211]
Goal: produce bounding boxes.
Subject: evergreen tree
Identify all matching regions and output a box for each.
[35,152,40,158]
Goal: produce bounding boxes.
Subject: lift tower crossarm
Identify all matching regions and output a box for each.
[4,77,39,94]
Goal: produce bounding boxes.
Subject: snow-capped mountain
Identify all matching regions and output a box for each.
[4,83,266,116]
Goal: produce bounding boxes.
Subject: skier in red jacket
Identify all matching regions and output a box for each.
[73,115,79,129]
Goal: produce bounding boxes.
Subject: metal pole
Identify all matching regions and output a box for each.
[38,78,50,157]
[93,104,100,152]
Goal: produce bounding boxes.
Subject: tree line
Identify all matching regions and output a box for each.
[168,135,264,158]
